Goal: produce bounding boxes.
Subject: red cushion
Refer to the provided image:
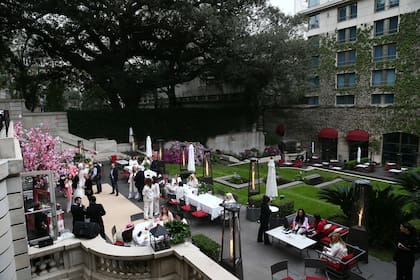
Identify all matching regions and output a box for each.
[114,240,124,246]
[306,276,326,280]
[338,228,349,235]
[168,200,180,205]
[341,253,354,262]
[281,277,294,280]
[181,205,192,211]
[324,224,338,236]
[326,259,342,270]
[192,211,208,218]
[320,236,330,244]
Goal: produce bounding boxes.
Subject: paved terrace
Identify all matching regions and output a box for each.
[56,163,420,280]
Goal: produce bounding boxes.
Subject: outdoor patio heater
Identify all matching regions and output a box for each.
[77,140,84,156]
[179,143,187,172]
[201,149,213,185]
[156,139,166,175]
[348,179,371,263]
[248,158,260,202]
[220,202,243,280]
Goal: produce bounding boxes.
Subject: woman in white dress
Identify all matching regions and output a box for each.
[74,163,87,199]
[142,178,154,220]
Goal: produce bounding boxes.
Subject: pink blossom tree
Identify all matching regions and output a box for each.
[14,121,77,178]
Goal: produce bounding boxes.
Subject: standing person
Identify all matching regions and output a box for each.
[86,196,106,239]
[152,176,161,216]
[109,163,119,196]
[84,173,94,199]
[92,161,102,193]
[142,178,154,220]
[128,166,136,199]
[134,165,145,201]
[257,195,272,245]
[395,223,418,280]
[64,175,73,213]
[71,197,85,229]
[292,208,310,235]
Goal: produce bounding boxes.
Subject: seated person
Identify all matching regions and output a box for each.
[175,212,188,225]
[171,174,182,186]
[34,202,49,238]
[141,156,151,168]
[322,233,348,260]
[121,222,135,246]
[159,206,174,224]
[292,208,310,235]
[186,173,199,188]
[223,193,236,204]
[308,213,327,249]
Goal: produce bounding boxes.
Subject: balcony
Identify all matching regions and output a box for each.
[29,237,238,280]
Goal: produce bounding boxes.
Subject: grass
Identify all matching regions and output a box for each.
[164,161,410,262]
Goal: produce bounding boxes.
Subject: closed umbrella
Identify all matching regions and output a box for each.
[146,136,152,158]
[265,158,278,199]
[187,143,195,172]
[357,147,361,163]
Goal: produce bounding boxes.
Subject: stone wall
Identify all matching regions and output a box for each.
[0,99,26,120]
[22,112,69,133]
[0,122,31,280]
[264,106,418,163]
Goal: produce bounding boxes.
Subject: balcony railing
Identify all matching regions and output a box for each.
[29,237,238,280]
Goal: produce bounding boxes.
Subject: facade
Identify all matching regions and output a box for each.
[264,0,419,166]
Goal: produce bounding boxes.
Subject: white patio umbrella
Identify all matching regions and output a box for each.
[129,127,134,143]
[187,143,196,172]
[146,136,152,158]
[357,147,361,163]
[265,158,278,199]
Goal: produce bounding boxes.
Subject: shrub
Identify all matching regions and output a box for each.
[164,220,191,244]
[192,234,221,261]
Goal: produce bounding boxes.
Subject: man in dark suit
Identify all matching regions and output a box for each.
[109,162,119,196]
[134,165,145,201]
[71,196,85,229]
[86,195,106,239]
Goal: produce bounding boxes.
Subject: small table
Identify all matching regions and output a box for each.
[116,159,129,166]
[266,226,316,256]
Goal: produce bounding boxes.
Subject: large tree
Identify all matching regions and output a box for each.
[1,0,263,110]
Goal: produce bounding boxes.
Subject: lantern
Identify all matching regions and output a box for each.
[248,158,260,203]
[220,202,243,279]
[149,224,171,252]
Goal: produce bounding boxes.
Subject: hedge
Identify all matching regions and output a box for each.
[191,234,221,261]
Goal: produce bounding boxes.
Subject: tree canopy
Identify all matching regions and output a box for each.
[1,0,310,111]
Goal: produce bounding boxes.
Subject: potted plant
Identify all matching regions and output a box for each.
[164,220,191,244]
[246,194,262,222]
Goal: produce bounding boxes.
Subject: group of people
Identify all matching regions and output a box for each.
[71,195,106,239]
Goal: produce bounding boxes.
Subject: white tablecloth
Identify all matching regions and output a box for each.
[185,193,223,220]
[132,220,164,247]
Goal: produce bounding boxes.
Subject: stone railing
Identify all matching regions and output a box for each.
[28,237,238,280]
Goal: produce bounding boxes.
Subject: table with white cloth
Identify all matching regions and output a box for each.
[132,220,164,247]
[184,193,224,220]
[266,226,316,257]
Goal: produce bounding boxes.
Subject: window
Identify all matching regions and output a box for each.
[337,26,357,43]
[375,0,399,12]
[338,3,357,22]
[372,69,396,86]
[336,95,355,105]
[309,14,320,29]
[373,43,396,61]
[306,96,319,105]
[337,50,356,66]
[311,56,320,68]
[375,16,398,36]
[309,35,320,48]
[308,0,320,8]
[309,76,320,89]
[337,73,356,88]
[371,93,394,105]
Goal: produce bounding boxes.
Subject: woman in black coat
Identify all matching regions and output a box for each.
[257,195,272,245]
[395,223,418,280]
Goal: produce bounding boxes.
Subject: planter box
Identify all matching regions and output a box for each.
[246,207,260,222]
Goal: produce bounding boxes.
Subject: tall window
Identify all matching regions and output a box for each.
[337,72,356,88]
[375,0,399,12]
[308,0,320,8]
[337,26,357,43]
[372,69,396,86]
[336,95,355,105]
[311,56,320,68]
[306,96,319,105]
[375,16,398,36]
[373,43,396,61]
[371,93,394,105]
[337,50,356,66]
[338,3,357,22]
[309,35,320,48]
[309,14,320,29]
[309,76,320,89]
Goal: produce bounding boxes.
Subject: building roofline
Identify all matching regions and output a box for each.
[298,0,353,16]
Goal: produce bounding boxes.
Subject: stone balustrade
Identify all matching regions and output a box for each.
[28,237,238,280]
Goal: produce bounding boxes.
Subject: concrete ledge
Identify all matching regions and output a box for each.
[95,140,117,153]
